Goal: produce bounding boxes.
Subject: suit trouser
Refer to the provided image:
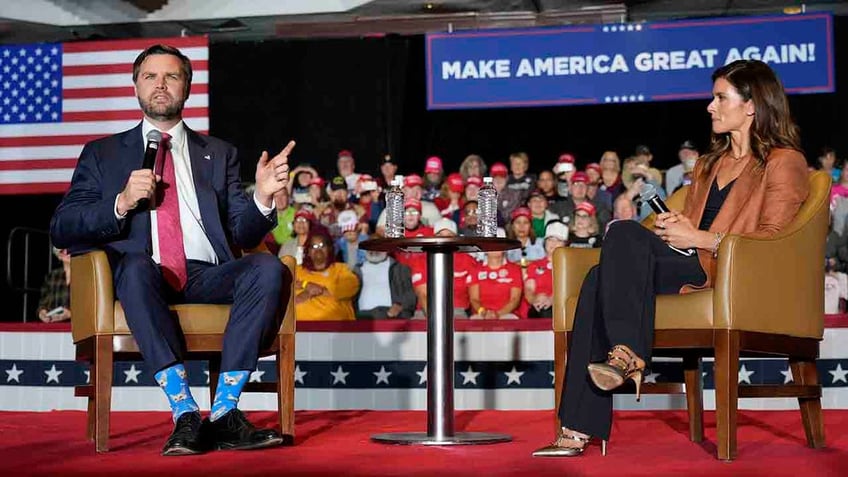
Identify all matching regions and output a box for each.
[558,220,706,440]
[112,252,292,374]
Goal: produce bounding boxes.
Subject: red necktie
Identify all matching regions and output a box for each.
[155,132,187,290]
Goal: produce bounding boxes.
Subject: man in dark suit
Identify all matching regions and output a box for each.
[50,44,294,456]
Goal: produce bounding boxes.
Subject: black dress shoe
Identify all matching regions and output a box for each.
[201,409,284,451]
[162,411,205,456]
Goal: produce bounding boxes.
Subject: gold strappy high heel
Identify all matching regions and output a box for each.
[587,344,646,401]
[532,428,607,457]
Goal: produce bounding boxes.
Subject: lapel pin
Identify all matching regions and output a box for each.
[203,154,211,160]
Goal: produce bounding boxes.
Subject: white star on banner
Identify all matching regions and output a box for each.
[250,369,265,383]
[330,365,349,385]
[460,366,480,386]
[549,371,556,385]
[44,365,62,384]
[829,364,848,384]
[505,366,525,385]
[738,364,754,384]
[416,365,427,385]
[294,365,307,385]
[83,370,90,384]
[779,368,794,384]
[203,370,210,384]
[123,364,141,384]
[644,372,660,384]
[373,366,392,385]
[5,363,23,383]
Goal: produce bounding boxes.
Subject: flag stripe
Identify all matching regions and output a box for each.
[62,83,209,99]
[0,117,210,138]
[62,107,208,123]
[63,60,209,76]
[63,71,209,89]
[0,183,71,194]
[62,94,208,112]
[0,168,73,183]
[0,158,77,170]
[62,37,208,54]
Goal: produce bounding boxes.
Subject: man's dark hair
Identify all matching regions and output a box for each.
[132,44,193,94]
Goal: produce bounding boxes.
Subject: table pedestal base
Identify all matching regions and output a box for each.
[370,432,512,446]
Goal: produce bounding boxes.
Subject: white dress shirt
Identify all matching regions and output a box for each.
[114,119,273,265]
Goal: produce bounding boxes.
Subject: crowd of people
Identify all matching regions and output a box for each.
[253,143,707,321]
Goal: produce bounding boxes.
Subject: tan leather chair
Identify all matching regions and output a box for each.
[71,251,297,452]
[552,171,829,461]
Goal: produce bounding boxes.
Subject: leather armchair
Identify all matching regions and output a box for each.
[552,171,829,461]
[71,251,297,453]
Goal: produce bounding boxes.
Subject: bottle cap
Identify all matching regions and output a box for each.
[394,175,404,186]
[483,176,493,184]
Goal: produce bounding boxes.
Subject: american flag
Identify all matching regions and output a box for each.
[0,36,209,195]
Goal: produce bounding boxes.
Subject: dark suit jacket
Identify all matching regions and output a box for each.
[50,123,274,262]
[681,147,809,289]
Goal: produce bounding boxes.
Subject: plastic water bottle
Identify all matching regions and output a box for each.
[477,176,498,237]
[385,176,405,238]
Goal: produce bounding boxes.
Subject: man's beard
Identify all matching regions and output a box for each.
[332,199,348,210]
[138,93,185,121]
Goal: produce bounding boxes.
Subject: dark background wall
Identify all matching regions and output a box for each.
[1,17,846,321]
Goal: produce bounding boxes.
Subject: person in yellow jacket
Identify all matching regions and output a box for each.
[294,228,360,321]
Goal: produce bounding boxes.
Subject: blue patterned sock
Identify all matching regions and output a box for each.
[210,370,250,422]
[154,364,199,422]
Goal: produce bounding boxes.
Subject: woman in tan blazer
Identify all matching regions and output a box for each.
[534,60,810,457]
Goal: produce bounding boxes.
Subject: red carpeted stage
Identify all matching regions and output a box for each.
[2,410,845,476]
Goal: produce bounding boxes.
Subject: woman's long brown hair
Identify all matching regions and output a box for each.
[700,60,801,175]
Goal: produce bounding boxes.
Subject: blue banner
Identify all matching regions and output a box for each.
[425,14,833,109]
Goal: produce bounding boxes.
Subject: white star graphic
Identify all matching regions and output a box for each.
[83,370,90,384]
[416,365,427,385]
[644,372,660,384]
[549,371,556,385]
[504,366,525,385]
[460,366,480,386]
[44,364,62,384]
[203,370,210,384]
[779,368,794,384]
[330,365,349,385]
[5,364,23,383]
[123,364,141,383]
[373,366,392,385]
[249,368,265,383]
[294,365,307,385]
[738,364,754,384]
[829,364,848,384]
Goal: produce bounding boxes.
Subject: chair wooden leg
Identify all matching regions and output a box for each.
[789,358,826,448]
[553,331,567,434]
[208,356,221,404]
[94,335,113,453]
[277,334,295,441]
[714,329,740,461]
[683,355,704,443]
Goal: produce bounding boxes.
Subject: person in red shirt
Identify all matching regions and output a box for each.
[525,220,569,318]
[411,218,475,318]
[434,172,465,222]
[468,228,524,319]
[395,198,433,313]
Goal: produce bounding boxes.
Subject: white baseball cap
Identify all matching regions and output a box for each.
[433,218,458,235]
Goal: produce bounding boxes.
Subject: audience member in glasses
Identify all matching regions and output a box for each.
[295,229,360,321]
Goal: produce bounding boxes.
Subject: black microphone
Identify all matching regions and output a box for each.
[137,130,162,211]
[142,129,162,171]
[639,182,695,256]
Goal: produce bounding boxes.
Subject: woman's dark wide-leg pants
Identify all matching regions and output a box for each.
[558,220,706,440]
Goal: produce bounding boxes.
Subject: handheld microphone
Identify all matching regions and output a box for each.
[142,129,162,170]
[137,130,162,210]
[639,183,696,257]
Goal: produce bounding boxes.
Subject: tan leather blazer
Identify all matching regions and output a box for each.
[681,147,810,289]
